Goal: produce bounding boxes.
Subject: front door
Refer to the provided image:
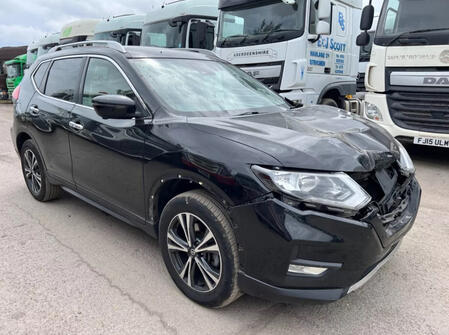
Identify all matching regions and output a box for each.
[68,57,147,223]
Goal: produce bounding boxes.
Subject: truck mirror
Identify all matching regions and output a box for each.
[356,31,371,46]
[317,21,331,35]
[360,5,374,31]
[318,0,331,20]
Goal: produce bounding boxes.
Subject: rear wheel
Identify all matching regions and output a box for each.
[20,140,61,202]
[159,190,240,308]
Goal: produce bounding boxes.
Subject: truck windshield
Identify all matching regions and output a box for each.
[217,0,306,48]
[95,30,142,45]
[141,21,184,48]
[131,58,289,116]
[376,0,449,46]
[6,64,21,78]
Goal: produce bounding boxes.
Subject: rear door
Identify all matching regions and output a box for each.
[68,56,147,223]
[27,57,86,185]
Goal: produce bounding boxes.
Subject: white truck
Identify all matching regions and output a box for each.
[25,41,39,69]
[60,19,101,45]
[94,14,145,46]
[37,32,60,58]
[141,0,218,50]
[358,0,449,148]
[215,0,362,109]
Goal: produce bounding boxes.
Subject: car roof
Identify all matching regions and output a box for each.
[37,45,222,63]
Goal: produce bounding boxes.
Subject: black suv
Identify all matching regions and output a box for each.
[11,42,421,308]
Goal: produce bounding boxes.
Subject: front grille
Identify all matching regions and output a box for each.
[387,91,449,134]
[357,73,366,92]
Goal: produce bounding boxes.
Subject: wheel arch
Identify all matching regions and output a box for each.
[318,81,356,108]
[148,171,235,233]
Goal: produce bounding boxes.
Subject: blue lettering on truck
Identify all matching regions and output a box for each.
[317,37,346,52]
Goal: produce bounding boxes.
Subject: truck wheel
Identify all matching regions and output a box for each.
[20,139,61,202]
[321,98,339,108]
[159,190,241,308]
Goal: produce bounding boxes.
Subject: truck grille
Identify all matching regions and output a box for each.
[387,91,449,134]
[357,73,366,92]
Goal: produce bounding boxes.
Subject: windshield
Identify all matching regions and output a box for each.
[6,64,21,78]
[217,0,306,48]
[360,31,375,62]
[131,58,289,116]
[141,21,185,48]
[95,30,142,45]
[376,0,449,46]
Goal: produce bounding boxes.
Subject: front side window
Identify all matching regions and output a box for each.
[141,21,185,48]
[188,21,216,50]
[95,30,142,45]
[376,0,449,46]
[45,58,84,102]
[217,0,306,48]
[131,58,289,116]
[82,58,135,107]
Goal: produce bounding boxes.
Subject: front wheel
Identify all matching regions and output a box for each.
[159,190,241,308]
[320,98,339,108]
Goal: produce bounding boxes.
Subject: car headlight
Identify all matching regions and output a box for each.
[252,166,372,211]
[365,102,383,121]
[395,140,415,176]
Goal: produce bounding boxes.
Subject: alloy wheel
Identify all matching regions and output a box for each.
[167,212,222,293]
[23,149,42,195]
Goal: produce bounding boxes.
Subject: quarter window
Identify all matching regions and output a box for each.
[33,62,50,92]
[82,58,135,107]
[45,58,84,102]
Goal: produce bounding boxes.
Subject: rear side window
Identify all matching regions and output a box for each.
[45,58,85,102]
[82,58,135,107]
[33,62,50,92]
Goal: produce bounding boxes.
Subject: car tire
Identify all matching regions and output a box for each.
[321,98,339,108]
[159,190,241,308]
[20,139,61,202]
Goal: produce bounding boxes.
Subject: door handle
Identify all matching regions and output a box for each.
[29,106,40,116]
[69,121,84,131]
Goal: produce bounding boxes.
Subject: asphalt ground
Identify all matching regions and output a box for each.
[0,104,448,334]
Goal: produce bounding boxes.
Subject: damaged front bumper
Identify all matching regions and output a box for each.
[230,178,421,303]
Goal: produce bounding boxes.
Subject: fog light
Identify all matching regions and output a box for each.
[364,102,383,121]
[288,264,328,276]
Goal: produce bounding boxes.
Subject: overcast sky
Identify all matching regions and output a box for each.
[0,0,163,47]
[0,0,383,47]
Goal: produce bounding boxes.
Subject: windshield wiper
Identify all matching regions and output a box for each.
[261,29,298,43]
[386,27,449,46]
[220,34,248,47]
[236,111,261,116]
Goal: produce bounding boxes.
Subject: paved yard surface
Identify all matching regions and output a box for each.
[0,104,448,335]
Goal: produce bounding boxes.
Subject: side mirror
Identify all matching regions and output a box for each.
[356,31,371,46]
[92,95,136,120]
[318,0,331,20]
[317,21,331,35]
[360,5,374,31]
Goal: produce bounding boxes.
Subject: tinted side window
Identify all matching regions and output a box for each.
[45,58,84,102]
[33,62,50,92]
[82,58,135,107]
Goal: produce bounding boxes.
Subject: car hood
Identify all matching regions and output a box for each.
[188,106,399,172]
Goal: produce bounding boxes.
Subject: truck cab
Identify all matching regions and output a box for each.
[215,0,362,109]
[141,0,218,50]
[5,54,26,98]
[60,19,101,45]
[94,14,144,46]
[37,32,60,58]
[26,41,39,69]
[358,0,449,148]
